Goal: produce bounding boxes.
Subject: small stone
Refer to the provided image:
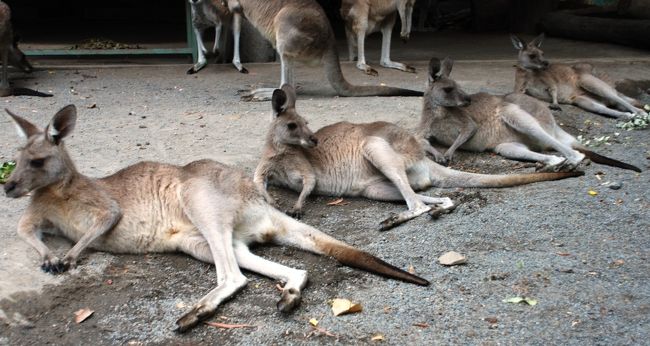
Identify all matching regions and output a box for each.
[608,182,622,190]
[439,251,467,266]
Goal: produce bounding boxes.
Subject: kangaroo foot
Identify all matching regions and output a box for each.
[41,257,70,274]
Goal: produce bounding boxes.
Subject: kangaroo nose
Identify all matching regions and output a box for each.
[4,181,17,195]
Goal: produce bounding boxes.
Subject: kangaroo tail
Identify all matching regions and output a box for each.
[429,161,583,188]
[573,145,641,173]
[11,88,53,97]
[272,209,429,286]
[322,45,423,97]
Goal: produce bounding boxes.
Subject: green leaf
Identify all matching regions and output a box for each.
[0,161,16,184]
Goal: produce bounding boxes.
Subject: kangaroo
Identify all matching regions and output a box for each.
[417,57,641,173]
[511,33,647,119]
[0,2,51,97]
[254,85,583,231]
[227,0,423,101]
[340,0,416,76]
[187,0,247,74]
[3,105,430,333]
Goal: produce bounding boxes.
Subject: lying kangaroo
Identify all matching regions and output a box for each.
[417,58,641,173]
[187,0,247,74]
[254,85,583,231]
[340,0,416,76]
[228,0,422,101]
[3,105,429,332]
[511,33,646,119]
[0,2,51,97]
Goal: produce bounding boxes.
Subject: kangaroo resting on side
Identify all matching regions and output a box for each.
[227,0,423,101]
[418,57,641,173]
[511,33,646,119]
[254,85,583,231]
[340,0,416,76]
[187,0,247,74]
[0,1,51,97]
[3,105,429,333]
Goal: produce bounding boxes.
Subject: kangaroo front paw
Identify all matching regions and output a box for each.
[277,287,302,313]
[41,257,70,274]
[175,304,214,333]
[548,104,562,111]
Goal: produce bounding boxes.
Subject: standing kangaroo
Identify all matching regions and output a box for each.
[511,33,647,119]
[0,1,51,97]
[187,0,247,74]
[340,0,416,76]
[227,0,422,101]
[418,58,641,173]
[3,105,429,333]
[254,85,583,231]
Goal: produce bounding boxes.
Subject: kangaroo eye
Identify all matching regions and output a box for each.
[287,123,297,130]
[29,158,45,168]
[443,87,453,93]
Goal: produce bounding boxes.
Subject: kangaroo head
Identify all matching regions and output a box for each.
[269,84,317,149]
[9,35,33,73]
[4,105,77,198]
[511,33,549,70]
[425,57,471,108]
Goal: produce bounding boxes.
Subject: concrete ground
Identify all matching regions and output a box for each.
[0,33,648,345]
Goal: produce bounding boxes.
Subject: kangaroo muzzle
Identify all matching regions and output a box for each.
[4,180,19,198]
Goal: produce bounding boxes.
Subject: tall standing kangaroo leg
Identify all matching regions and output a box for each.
[362,137,432,230]
[345,27,357,62]
[379,14,415,73]
[500,104,584,170]
[579,74,646,116]
[354,21,378,76]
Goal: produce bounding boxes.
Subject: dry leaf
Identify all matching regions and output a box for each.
[86,103,97,109]
[588,190,598,196]
[309,318,319,326]
[74,308,94,324]
[438,251,467,266]
[204,321,256,329]
[371,333,385,341]
[309,324,338,338]
[557,252,571,257]
[330,298,363,316]
[407,265,416,274]
[326,198,348,206]
[503,296,537,306]
[484,317,498,324]
[413,322,429,328]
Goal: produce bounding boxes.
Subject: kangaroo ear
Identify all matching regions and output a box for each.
[280,83,296,108]
[531,33,545,48]
[5,109,41,141]
[272,88,288,116]
[428,57,442,83]
[439,57,453,78]
[45,104,77,145]
[510,34,525,50]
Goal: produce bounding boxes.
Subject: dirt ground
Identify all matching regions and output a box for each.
[0,33,649,345]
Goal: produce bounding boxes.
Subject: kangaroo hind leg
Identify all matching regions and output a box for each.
[573,95,634,119]
[500,104,584,169]
[362,138,433,230]
[579,74,644,116]
[175,182,248,333]
[494,142,567,172]
[233,241,307,312]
